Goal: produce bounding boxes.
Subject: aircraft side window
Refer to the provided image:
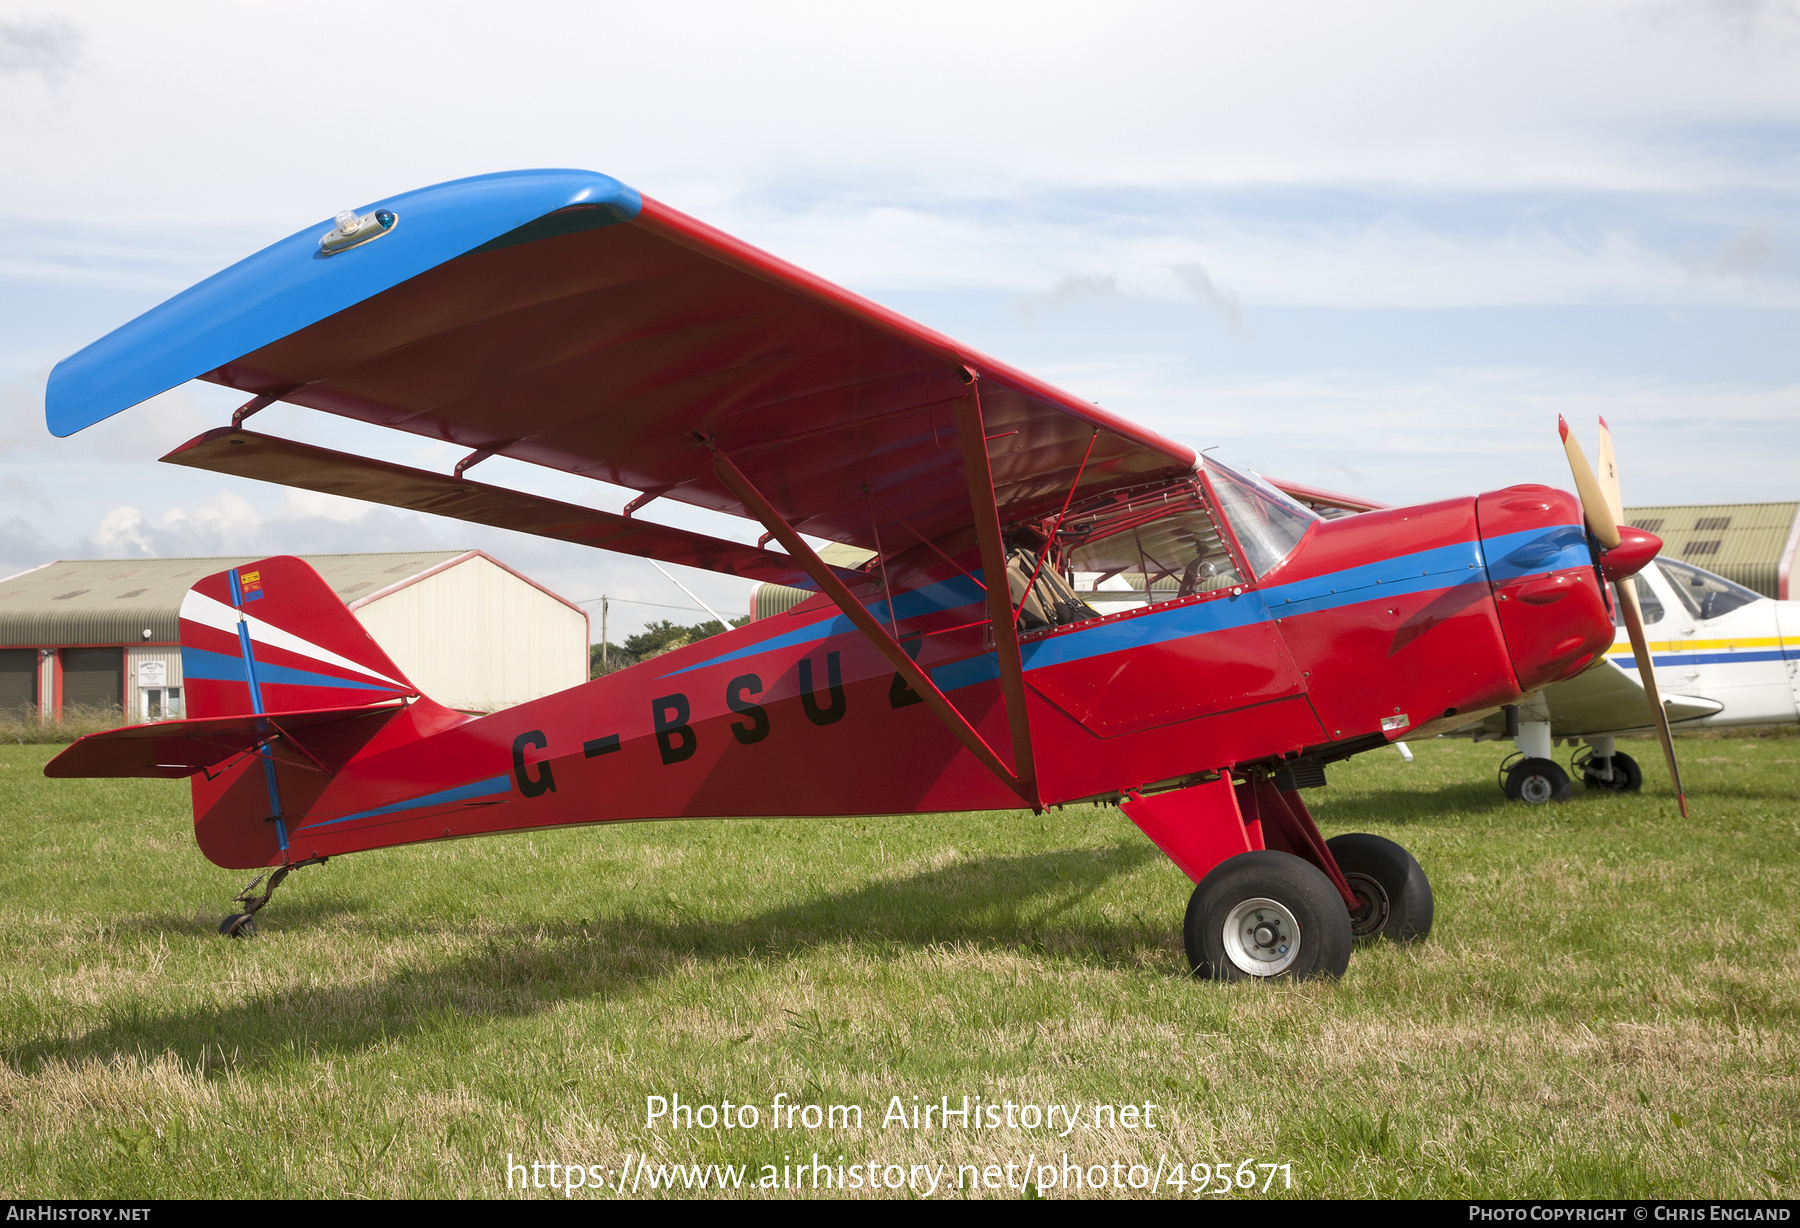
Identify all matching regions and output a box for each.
[1655,559,1761,621]
[1056,481,1244,615]
[1614,575,1664,626]
[1202,458,1318,578]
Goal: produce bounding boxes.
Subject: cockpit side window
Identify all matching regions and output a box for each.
[1202,458,1318,578]
[1050,479,1244,618]
[1655,559,1762,621]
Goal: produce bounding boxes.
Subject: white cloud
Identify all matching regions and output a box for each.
[1014,274,1125,325]
[278,488,377,524]
[1090,364,1800,505]
[92,504,153,555]
[0,17,80,82]
[1637,0,1800,48]
[91,491,265,557]
[2,1,1798,235]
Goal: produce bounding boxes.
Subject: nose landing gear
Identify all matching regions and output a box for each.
[1497,726,1643,803]
[1497,716,1575,803]
[1573,735,1642,793]
[1500,753,1574,804]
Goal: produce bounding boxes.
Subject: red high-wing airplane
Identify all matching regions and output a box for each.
[41,170,1676,980]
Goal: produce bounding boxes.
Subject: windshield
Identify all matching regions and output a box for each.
[1203,458,1318,577]
[1655,559,1763,621]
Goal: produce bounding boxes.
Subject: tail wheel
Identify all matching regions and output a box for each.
[1184,851,1352,982]
[218,913,256,939]
[1578,750,1643,792]
[1504,757,1573,804]
[1325,833,1434,943]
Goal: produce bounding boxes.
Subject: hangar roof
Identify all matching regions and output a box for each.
[1622,502,1800,600]
[748,543,876,620]
[0,551,466,646]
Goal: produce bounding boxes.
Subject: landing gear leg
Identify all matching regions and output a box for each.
[1574,735,1643,793]
[218,856,326,938]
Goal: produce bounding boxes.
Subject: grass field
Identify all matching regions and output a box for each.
[1,735,1796,1200]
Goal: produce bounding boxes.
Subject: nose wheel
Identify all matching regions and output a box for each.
[1499,753,1573,804]
[1576,749,1642,792]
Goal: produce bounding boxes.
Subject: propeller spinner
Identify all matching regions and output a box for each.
[1558,415,1689,818]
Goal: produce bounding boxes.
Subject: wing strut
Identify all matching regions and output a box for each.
[707,436,1038,806]
[954,371,1038,801]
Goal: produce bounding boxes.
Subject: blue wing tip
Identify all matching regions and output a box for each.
[44,168,643,437]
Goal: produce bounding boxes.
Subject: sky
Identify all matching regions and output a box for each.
[2,0,1797,637]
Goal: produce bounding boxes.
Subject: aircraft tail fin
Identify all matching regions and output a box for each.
[179,556,418,718]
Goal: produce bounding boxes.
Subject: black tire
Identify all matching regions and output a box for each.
[1504,757,1573,804]
[1325,833,1434,943]
[1582,751,1642,793]
[1184,850,1352,982]
[219,913,256,938]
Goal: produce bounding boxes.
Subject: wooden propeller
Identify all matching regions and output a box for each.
[1562,415,1688,817]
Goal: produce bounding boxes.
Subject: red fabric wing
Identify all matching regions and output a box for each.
[200,197,1195,551]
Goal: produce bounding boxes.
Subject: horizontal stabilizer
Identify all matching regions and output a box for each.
[44,703,404,779]
[163,428,859,588]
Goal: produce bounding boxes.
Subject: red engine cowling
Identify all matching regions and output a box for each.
[1476,486,1616,693]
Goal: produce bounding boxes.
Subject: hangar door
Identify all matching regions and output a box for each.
[61,648,123,715]
[0,650,36,715]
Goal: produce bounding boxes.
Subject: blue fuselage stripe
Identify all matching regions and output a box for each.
[667,524,1589,694]
[662,572,990,677]
[1481,524,1591,582]
[298,774,514,831]
[1260,539,1490,615]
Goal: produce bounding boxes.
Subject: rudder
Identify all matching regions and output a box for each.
[180,556,417,718]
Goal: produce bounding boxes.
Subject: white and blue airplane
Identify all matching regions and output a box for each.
[1461,555,1799,803]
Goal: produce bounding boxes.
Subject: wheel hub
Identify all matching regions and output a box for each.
[1519,773,1554,804]
[1345,872,1391,939]
[1222,897,1302,977]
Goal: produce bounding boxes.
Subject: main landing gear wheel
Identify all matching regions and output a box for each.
[1325,833,1434,943]
[1579,750,1643,793]
[1503,756,1573,804]
[1184,851,1352,982]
